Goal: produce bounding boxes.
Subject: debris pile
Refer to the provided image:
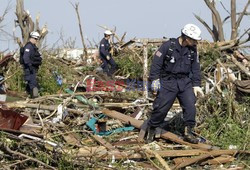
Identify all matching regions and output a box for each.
[0,42,250,168]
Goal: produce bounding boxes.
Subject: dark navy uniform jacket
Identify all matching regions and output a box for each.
[23,42,39,66]
[99,38,110,59]
[149,38,201,87]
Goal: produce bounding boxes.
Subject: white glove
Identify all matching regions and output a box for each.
[106,55,110,60]
[193,86,204,97]
[151,79,161,92]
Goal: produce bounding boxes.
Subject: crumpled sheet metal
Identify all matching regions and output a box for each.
[0,108,28,130]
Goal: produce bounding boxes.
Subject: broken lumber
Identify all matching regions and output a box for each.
[102,109,216,150]
[5,102,84,115]
[69,148,207,159]
[0,127,43,138]
[92,135,116,151]
[68,147,249,161]
[100,103,181,108]
[172,150,247,169]
[145,149,171,170]
[200,155,235,165]
[65,146,107,157]
[229,54,250,77]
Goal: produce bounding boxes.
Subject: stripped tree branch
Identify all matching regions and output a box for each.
[223,12,250,24]
[71,2,88,58]
[235,0,250,32]
[194,14,216,41]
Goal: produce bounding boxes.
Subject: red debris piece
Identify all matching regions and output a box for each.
[0,108,28,130]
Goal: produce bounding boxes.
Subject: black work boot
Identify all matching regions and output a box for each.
[145,126,156,143]
[183,126,199,144]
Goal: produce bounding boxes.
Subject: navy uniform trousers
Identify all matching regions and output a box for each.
[23,67,38,94]
[100,56,117,76]
[148,75,196,128]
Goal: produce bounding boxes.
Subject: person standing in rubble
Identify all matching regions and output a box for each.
[146,24,204,144]
[21,31,42,98]
[99,30,117,77]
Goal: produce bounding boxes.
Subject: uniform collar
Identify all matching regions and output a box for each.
[175,37,189,54]
[174,38,182,52]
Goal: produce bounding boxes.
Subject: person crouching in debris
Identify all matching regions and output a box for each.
[99,30,117,77]
[146,24,204,144]
[21,31,42,98]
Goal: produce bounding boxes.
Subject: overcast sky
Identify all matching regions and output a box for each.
[0,0,249,51]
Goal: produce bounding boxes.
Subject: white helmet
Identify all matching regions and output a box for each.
[30,31,40,39]
[182,24,201,41]
[104,30,113,35]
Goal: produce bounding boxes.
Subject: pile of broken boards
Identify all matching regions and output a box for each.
[1,83,249,170]
[0,49,249,168]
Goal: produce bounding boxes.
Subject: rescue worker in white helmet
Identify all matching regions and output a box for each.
[145,24,204,144]
[98,30,117,77]
[20,31,42,98]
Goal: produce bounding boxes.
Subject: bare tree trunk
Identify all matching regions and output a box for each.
[71,2,88,59]
[204,0,225,41]
[212,15,219,42]
[231,0,237,40]
[16,0,32,45]
[212,0,219,41]
[15,0,48,47]
[197,0,249,45]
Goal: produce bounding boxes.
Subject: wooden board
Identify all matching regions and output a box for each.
[102,109,218,150]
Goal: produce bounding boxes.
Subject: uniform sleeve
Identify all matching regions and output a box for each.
[23,44,33,65]
[191,50,201,87]
[99,40,109,57]
[149,43,168,80]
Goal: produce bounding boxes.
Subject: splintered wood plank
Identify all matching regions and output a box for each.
[106,149,209,160]
[63,133,81,146]
[172,150,240,169]
[130,107,142,118]
[200,155,235,165]
[102,109,216,150]
[75,146,107,157]
[92,135,116,151]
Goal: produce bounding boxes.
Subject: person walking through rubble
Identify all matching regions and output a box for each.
[21,31,42,98]
[99,30,117,77]
[146,24,204,144]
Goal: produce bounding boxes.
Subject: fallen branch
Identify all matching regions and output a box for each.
[4,145,56,169]
[7,158,30,168]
